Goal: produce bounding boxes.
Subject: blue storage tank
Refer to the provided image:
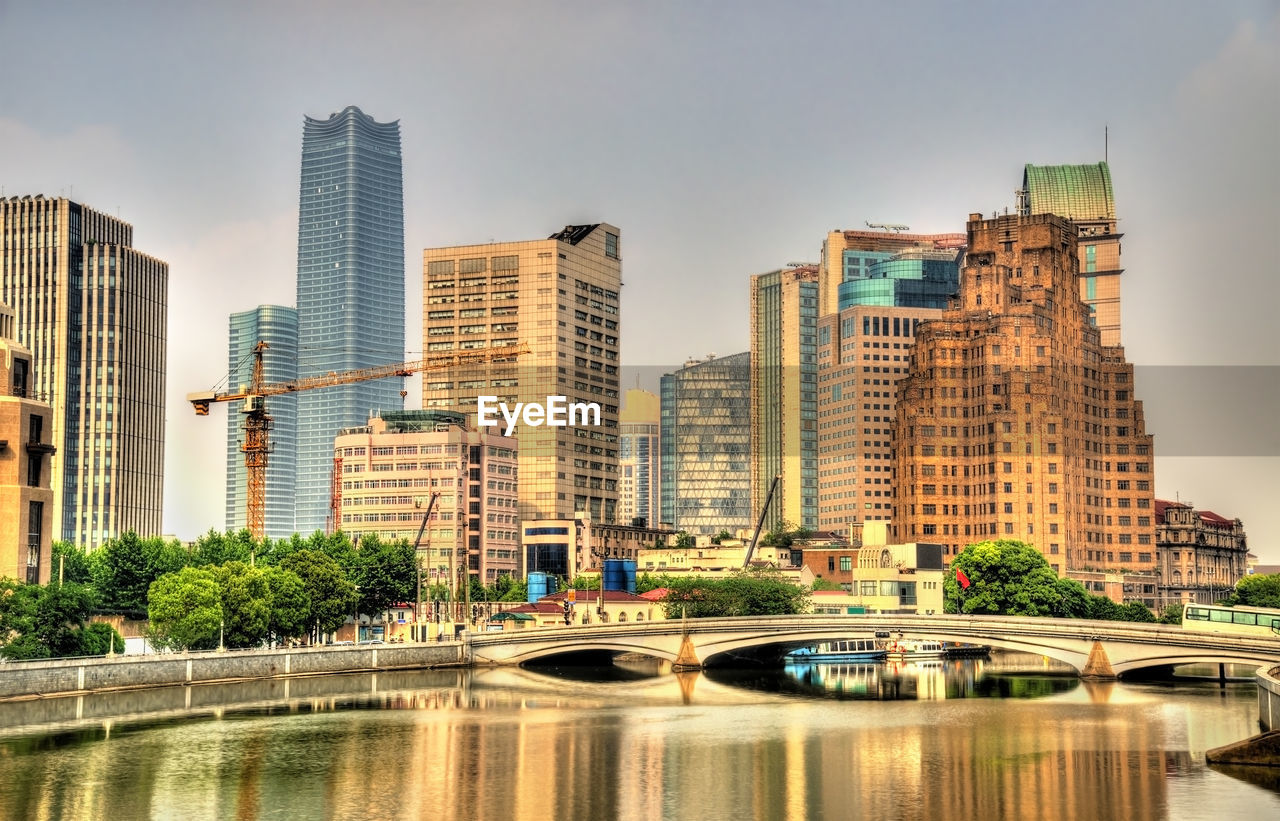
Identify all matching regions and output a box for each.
[528,572,556,602]
[603,559,637,594]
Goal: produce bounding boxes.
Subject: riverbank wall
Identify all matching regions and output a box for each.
[0,643,466,701]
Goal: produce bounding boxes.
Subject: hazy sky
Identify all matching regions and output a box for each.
[1,1,1277,558]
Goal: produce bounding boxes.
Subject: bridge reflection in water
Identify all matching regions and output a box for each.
[0,657,1274,821]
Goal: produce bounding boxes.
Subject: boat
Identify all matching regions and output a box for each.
[785,638,887,662]
[885,639,946,660]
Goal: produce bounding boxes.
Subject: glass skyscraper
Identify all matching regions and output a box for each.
[836,248,961,310]
[225,305,298,539]
[660,352,751,535]
[294,106,405,535]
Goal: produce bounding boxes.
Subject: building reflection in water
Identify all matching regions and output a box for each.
[0,662,1269,821]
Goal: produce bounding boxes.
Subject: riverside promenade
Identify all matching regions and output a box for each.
[0,642,465,701]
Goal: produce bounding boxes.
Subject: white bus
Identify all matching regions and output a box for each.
[1182,603,1280,637]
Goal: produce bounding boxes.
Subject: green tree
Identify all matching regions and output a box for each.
[211,562,271,648]
[710,530,733,545]
[78,621,125,655]
[354,535,417,619]
[261,566,310,643]
[148,567,223,651]
[660,569,809,618]
[32,582,100,656]
[946,540,1082,617]
[192,530,257,567]
[673,531,695,548]
[1226,573,1280,609]
[51,541,93,585]
[759,521,814,550]
[1117,601,1157,623]
[280,550,357,640]
[494,575,527,603]
[1159,603,1184,625]
[0,581,118,659]
[91,532,189,616]
[811,577,843,592]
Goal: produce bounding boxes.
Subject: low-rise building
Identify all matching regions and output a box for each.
[797,521,944,614]
[0,304,54,584]
[497,589,667,628]
[522,516,674,580]
[1156,499,1248,605]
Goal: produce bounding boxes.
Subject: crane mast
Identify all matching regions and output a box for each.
[190,341,528,540]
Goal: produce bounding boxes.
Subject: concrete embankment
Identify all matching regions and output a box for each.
[1205,665,1280,773]
[0,643,466,701]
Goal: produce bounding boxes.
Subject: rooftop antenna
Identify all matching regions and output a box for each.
[1105,125,1108,164]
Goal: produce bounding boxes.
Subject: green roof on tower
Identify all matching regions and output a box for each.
[1022,162,1115,222]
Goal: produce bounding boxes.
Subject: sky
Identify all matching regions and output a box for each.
[1,1,1277,558]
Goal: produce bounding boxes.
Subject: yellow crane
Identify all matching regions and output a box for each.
[189,341,529,539]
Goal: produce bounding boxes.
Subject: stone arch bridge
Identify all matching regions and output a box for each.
[467,614,1280,678]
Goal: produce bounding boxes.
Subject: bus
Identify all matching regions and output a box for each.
[1181,603,1280,637]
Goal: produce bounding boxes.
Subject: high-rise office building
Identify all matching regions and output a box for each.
[1019,162,1122,346]
[0,195,168,548]
[750,267,819,532]
[294,106,405,535]
[421,223,622,534]
[817,305,946,531]
[225,305,298,539]
[818,229,966,317]
[816,233,963,532]
[618,389,659,528]
[892,213,1155,576]
[0,303,55,583]
[659,352,752,535]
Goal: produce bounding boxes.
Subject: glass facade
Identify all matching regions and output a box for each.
[225,306,298,539]
[295,107,405,534]
[837,249,960,310]
[660,352,751,535]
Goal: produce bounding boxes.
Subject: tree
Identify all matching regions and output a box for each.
[91,531,189,616]
[148,567,223,651]
[262,566,310,644]
[192,530,257,567]
[494,575,527,603]
[711,530,733,545]
[811,577,843,592]
[280,550,357,641]
[78,622,125,655]
[673,531,695,549]
[354,535,417,619]
[1159,603,1184,625]
[946,540,1082,617]
[51,541,93,585]
[759,521,814,550]
[211,562,270,648]
[1226,573,1280,609]
[0,580,120,659]
[660,569,809,618]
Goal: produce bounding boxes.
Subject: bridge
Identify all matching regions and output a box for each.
[467,614,1280,678]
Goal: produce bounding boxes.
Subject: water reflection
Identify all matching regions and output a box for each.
[712,657,1078,701]
[0,664,1274,821]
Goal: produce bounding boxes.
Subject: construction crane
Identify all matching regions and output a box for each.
[189,341,529,540]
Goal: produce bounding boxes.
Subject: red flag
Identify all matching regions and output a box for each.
[956,568,971,589]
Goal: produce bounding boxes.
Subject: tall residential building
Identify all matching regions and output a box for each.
[1019,162,1122,346]
[893,213,1155,577]
[818,229,966,317]
[334,411,519,584]
[294,106,405,535]
[0,304,55,583]
[750,267,819,532]
[0,196,168,549]
[659,352,751,535]
[618,388,659,527]
[421,223,622,534]
[224,306,298,539]
[1156,500,1248,605]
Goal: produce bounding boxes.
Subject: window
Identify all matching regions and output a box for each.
[839,556,852,572]
[605,232,619,259]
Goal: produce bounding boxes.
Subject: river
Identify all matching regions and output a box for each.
[0,655,1275,820]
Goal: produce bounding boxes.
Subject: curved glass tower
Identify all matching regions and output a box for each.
[295,106,405,535]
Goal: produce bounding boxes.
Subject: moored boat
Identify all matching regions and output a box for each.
[785,638,887,662]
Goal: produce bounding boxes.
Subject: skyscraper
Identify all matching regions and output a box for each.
[1019,162,1122,346]
[892,213,1155,576]
[659,352,752,535]
[294,106,405,534]
[421,223,622,529]
[818,228,966,317]
[618,389,660,528]
[750,266,819,532]
[225,305,298,539]
[0,195,168,549]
